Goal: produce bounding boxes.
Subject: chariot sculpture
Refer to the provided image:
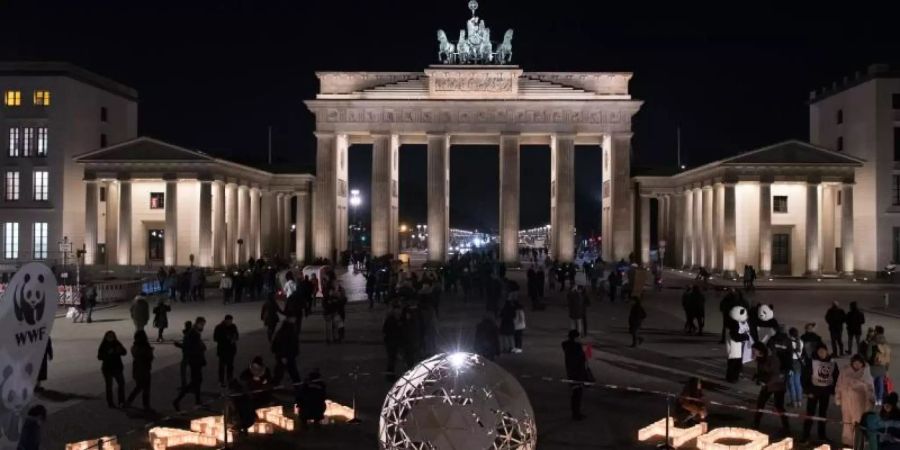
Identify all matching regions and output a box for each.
[437,0,514,65]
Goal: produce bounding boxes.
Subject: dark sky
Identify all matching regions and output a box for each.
[3,1,900,236]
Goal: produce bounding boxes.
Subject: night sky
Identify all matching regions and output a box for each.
[3,1,899,236]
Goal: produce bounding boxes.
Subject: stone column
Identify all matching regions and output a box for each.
[260,191,274,258]
[84,181,98,265]
[759,181,772,274]
[275,193,284,257]
[499,133,520,265]
[313,132,340,261]
[296,191,310,263]
[164,178,178,266]
[237,185,250,264]
[640,195,651,264]
[806,181,821,276]
[722,183,737,276]
[657,196,667,263]
[821,185,836,273]
[249,188,260,259]
[371,133,400,257]
[104,180,119,265]
[692,188,702,267]
[282,193,292,258]
[199,181,213,267]
[117,180,132,266]
[702,186,713,269]
[213,181,226,267]
[225,183,237,266]
[713,184,723,272]
[841,184,854,274]
[682,189,693,268]
[670,195,681,267]
[551,134,575,262]
[608,134,634,261]
[427,133,450,263]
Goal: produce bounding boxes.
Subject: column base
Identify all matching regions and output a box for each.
[805,270,823,279]
[720,270,738,280]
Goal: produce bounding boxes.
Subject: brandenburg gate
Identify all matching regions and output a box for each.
[304,2,642,264]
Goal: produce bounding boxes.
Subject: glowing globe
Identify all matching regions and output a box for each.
[379,352,537,450]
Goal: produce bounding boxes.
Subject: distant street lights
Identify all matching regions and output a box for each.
[349,189,362,249]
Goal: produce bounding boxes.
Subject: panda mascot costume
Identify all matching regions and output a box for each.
[724,305,754,383]
[755,304,778,344]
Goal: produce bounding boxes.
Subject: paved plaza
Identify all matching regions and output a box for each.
[39,267,900,449]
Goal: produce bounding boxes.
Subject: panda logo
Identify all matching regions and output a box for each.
[12,271,49,326]
[729,306,748,323]
[0,360,34,441]
[758,304,774,322]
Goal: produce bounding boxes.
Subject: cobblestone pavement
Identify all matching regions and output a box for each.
[39,266,900,449]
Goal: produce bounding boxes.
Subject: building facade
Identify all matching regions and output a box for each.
[809,64,900,275]
[0,62,138,268]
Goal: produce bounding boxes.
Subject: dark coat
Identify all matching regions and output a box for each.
[130,343,154,381]
[271,321,299,358]
[562,339,588,381]
[846,308,866,334]
[628,303,647,330]
[180,329,207,367]
[97,339,127,374]
[475,319,500,359]
[382,315,404,347]
[755,354,785,392]
[214,322,239,357]
[825,306,847,332]
[153,303,170,329]
[16,416,41,450]
[297,378,327,420]
[499,302,516,335]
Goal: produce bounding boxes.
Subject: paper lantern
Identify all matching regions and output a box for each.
[65,436,120,450]
[696,427,769,450]
[257,406,295,431]
[763,438,793,450]
[148,427,218,449]
[637,417,707,448]
[324,400,356,423]
[190,416,234,442]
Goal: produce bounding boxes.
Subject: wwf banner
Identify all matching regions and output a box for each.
[0,263,57,449]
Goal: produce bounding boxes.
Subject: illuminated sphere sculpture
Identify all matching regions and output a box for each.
[379,352,536,450]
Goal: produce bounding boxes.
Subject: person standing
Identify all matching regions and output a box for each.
[606,269,619,303]
[869,329,891,406]
[567,286,585,335]
[130,293,150,332]
[562,330,589,420]
[787,327,805,408]
[383,306,405,378]
[271,315,301,386]
[214,315,239,387]
[681,286,696,334]
[628,299,647,347]
[97,331,127,408]
[220,272,233,304]
[190,268,204,302]
[16,405,47,450]
[499,295,517,354]
[846,302,866,356]
[835,354,875,447]
[152,298,170,343]
[173,317,207,411]
[751,342,791,436]
[513,300,526,353]
[825,301,847,357]
[125,330,154,411]
[84,282,98,323]
[474,314,500,361]
[296,369,327,429]
[801,342,838,443]
[690,286,706,335]
[261,297,281,342]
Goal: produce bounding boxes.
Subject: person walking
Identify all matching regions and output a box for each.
[97,330,127,408]
[84,282,98,323]
[213,315,239,387]
[499,295,517,354]
[607,269,619,303]
[801,342,838,443]
[825,301,847,357]
[628,299,647,347]
[130,293,150,332]
[681,286,696,334]
[261,297,281,342]
[173,317,207,411]
[272,315,301,386]
[562,330,589,420]
[690,286,706,335]
[751,342,791,437]
[220,272,233,304]
[869,329,891,406]
[567,286,585,335]
[513,300,526,353]
[846,302,866,356]
[383,306,405,379]
[125,330,154,411]
[835,354,875,447]
[152,298,170,343]
[190,267,204,302]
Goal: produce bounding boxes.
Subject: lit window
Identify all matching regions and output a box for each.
[893,175,900,206]
[33,90,50,106]
[22,127,33,156]
[36,128,47,156]
[33,170,48,201]
[773,196,788,213]
[150,192,165,209]
[4,222,18,259]
[8,128,20,157]
[4,171,19,201]
[32,222,47,259]
[4,90,21,106]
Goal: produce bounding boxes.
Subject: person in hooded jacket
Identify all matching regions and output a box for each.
[835,353,875,447]
[97,330,128,408]
[125,330,154,411]
[801,342,838,443]
[846,302,866,356]
[752,342,791,436]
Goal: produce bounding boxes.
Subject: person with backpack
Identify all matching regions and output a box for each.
[800,322,824,360]
[870,328,891,406]
[801,342,838,443]
[787,327,805,408]
[752,342,791,436]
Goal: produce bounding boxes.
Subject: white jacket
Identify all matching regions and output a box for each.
[514,309,526,330]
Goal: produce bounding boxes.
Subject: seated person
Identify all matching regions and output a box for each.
[296,369,327,428]
[678,377,708,424]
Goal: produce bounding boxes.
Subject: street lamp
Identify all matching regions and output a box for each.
[349,189,362,249]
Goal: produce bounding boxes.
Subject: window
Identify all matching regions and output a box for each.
[4,91,21,106]
[100,107,108,122]
[773,195,788,213]
[837,190,842,206]
[895,227,900,265]
[150,192,165,209]
[893,175,900,206]
[4,223,18,259]
[33,90,50,106]
[837,109,843,124]
[7,128,20,157]
[99,186,106,202]
[4,171,19,201]
[894,94,900,110]
[837,136,844,152]
[100,133,107,147]
[33,171,48,201]
[36,127,47,156]
[32,222,47,259]
[22,127,33,156]
[148,229,164,261]
[895,128,900,162]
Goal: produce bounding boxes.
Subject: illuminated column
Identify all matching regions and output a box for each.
[275,192,284,257]
[640,195,650,264]
[164,178,178,266]
[313,132,345,261]
[372,133,400,257]
[282,194,292,257]
[806,181,821,276]
[427,133,450,263]
[841,183,854,274]
[692,187,702,267]
[237,185,250,264]
[249,187,260,259]
[722,183,737,275]
[821,184,836,273]
[657,196,667,261]
[682,189,693,268]
[199,180,213,267]
[759,180,772,274]
[608,133,634,261]
[84,180,98,265]
[104,180,119,265]
[213,181,226,267]
[260,190,274,258]
[671,194,682,267]
[499,133,520,265]
[225,183,237,266]
[551,134,575,262]
[702,186,713,269]
[117,179,132,266]
[713,183,723,272]
[296,191,310,263]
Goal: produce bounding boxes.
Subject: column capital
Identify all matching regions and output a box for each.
[610,132,634,140]
[162,173,178,182]
[314,131,335,139]
[370,130,393,137]
[553,132,576,140]
[806,176,823,185]
[116,175,132,182]
[500,131,521,137]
